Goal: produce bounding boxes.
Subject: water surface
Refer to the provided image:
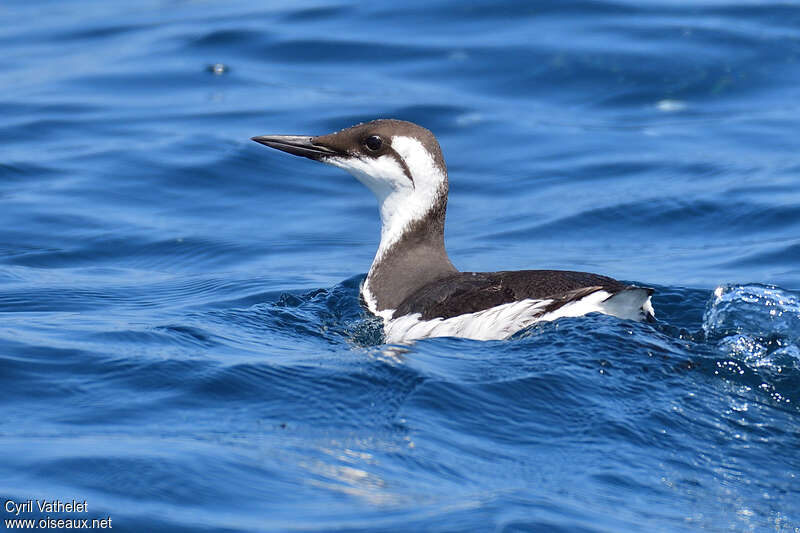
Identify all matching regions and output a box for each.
[1,1,799,531]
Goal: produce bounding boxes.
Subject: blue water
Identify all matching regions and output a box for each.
[2,1,799,531]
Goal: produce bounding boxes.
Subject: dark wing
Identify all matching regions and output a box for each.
[394,270,637,320]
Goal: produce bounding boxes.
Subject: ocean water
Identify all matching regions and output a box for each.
[1,0,799,531]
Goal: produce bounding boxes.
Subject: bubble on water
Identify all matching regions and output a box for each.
[207,63,229,75]
[717,333,768,362]
[729,398,748,412]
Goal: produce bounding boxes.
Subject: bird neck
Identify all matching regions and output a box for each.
[363,187,457,315]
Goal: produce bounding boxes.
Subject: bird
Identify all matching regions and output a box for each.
[251,119,654,343]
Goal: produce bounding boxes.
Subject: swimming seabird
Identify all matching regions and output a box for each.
[252,119,654,342]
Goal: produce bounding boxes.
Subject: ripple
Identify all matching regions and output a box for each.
[4,235,255,271]
[190,28,264,47]
[262,39,434,64]
[722,241,800,269]
[197,275,383,351]
[279,5,349,22]
[56,23,142,42]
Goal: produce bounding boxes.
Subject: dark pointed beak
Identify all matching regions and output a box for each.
[250,135,342,161]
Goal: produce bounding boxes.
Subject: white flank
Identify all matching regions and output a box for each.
[382,289,654,343]
[384,298,552,343]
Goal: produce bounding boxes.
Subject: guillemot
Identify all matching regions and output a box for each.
[252,119,654,342]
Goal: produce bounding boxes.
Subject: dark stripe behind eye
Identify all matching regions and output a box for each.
[388,149,414,186]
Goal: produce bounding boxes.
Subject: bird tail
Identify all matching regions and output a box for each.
[602,287,655,322]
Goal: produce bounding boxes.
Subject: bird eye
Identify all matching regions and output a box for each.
[364,135,383,151]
